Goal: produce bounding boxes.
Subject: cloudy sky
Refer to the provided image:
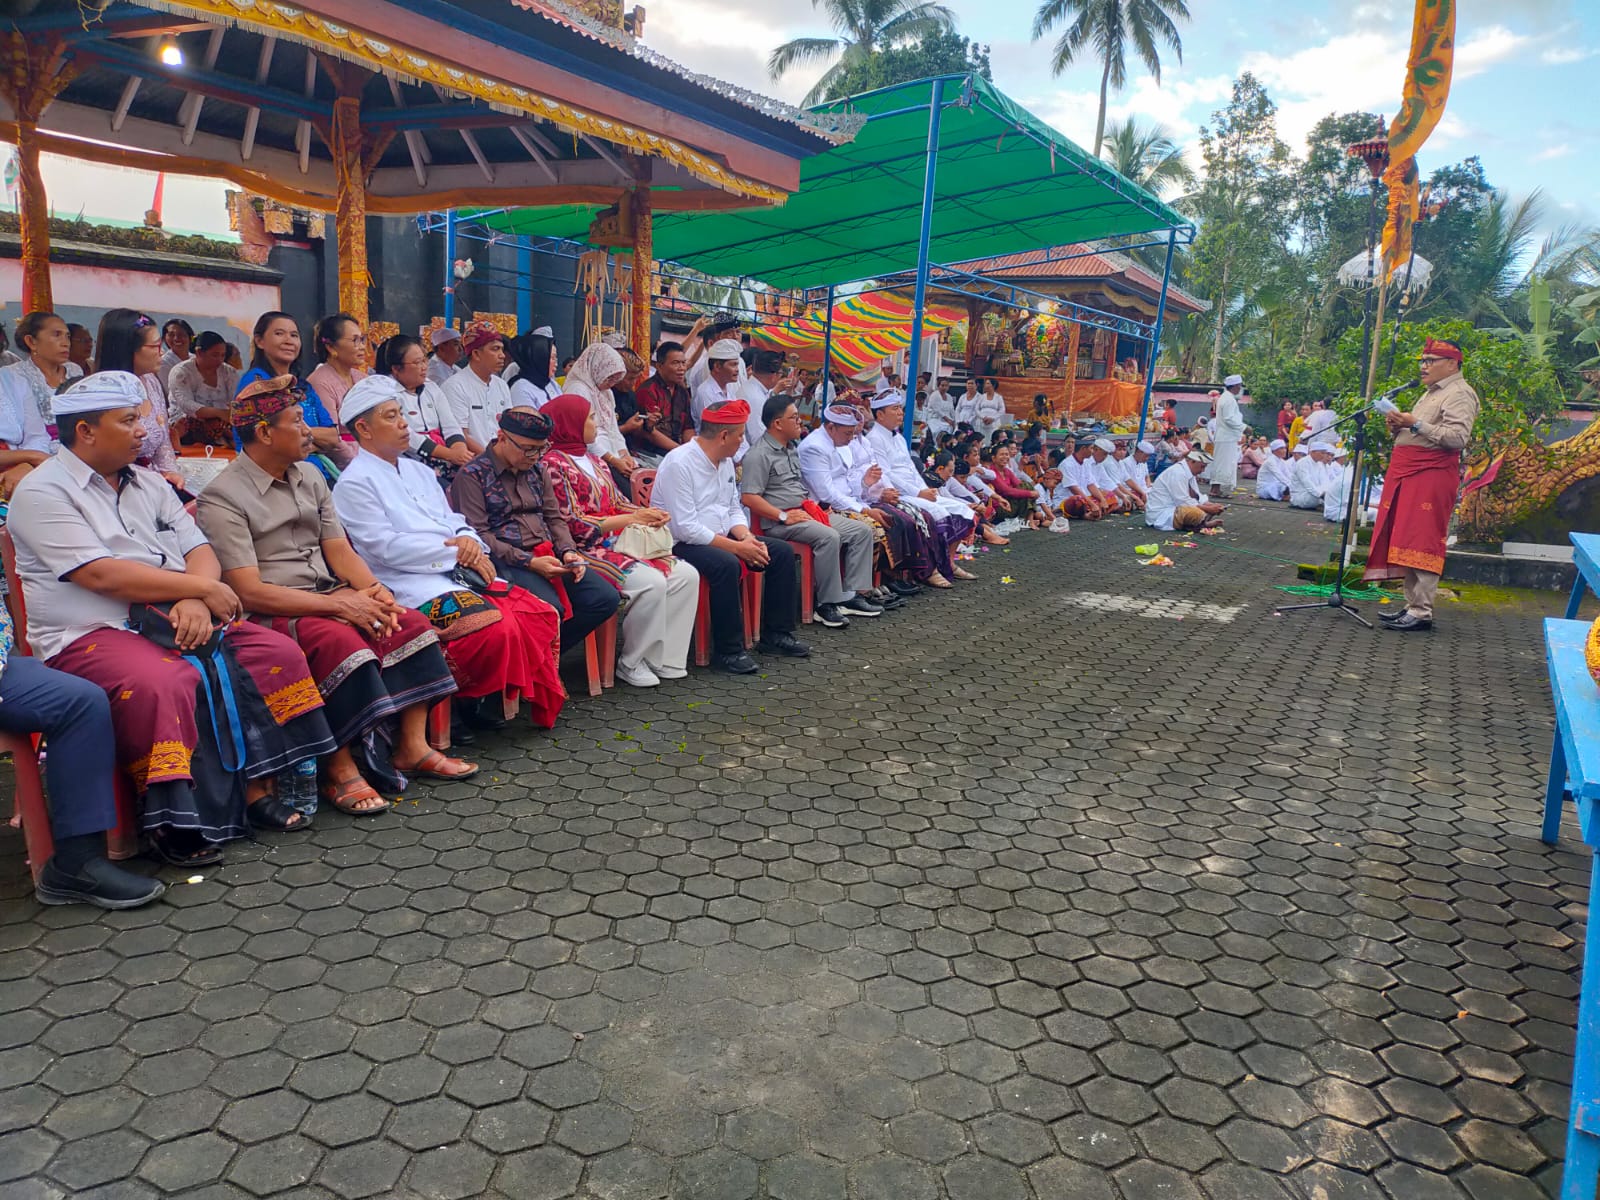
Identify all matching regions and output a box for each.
[647,0,1598,225]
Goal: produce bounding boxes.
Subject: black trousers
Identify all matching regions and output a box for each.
[496,560,622,652]
[672,538,797,656]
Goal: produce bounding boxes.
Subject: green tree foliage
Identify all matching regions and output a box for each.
[1030,0,1190,156]
[1328,319,1563,467]
[1135,72,1597,410]
[818,31,992,101]
[1099,118,1194,199]
[1185,74,1293,380]
[768,0,957,106]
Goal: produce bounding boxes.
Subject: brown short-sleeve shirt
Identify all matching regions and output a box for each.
[197,454,343,592]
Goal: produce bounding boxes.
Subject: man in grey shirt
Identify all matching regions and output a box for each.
[740,392,882,629]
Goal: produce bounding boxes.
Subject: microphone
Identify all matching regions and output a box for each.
[1376,378,1420,402]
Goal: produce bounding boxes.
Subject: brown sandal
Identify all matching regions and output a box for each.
[399,749,481,782]
[321,777,390,817]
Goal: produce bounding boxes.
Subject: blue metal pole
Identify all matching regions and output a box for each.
[443,210,457,326]
[515,236,533,331]
[821,284,836,410]
[1134,229,1178,448]
[902,76,947,447]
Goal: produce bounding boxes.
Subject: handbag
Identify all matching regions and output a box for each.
[128,603,246,773]
[615,520,673,561]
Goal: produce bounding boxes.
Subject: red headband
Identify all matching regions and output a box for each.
[1422,338,1462,363]
[701,399,750,426]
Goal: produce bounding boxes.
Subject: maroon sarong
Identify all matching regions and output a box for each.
[434,586,566,729]
[50,622,333,843]
[1363,444,1462,581]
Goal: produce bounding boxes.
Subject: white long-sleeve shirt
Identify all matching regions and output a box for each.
[1256,453,1293,501]
[797,427,874,512]
[863,424,969,519]
[1145,464,1202,531]
[1289,456,1329,509]
[652,439,746,545]
[1324,463,1353,522]
[331,448,488,609]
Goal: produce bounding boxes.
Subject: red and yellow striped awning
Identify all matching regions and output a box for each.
[753,291,967,374]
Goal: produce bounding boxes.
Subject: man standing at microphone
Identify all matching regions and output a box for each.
[1363,338,1479,633]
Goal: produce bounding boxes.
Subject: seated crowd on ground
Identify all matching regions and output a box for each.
[2,306,1163,910]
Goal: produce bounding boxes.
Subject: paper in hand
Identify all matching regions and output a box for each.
[1374,398,1400,416]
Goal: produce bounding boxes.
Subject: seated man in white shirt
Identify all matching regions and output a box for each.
[1145,450,1225,531]
[1110,440,1150,509]
[652,399,809,674]
[1052,441,1106,519]
[331,376,566,734]
[440,322,513,454]
[426,327,463,387]
[1323,445,1354,523]
[1089,438,1138,513]
[1289,443,1333,510]
[691,340,741,426]
[864,392,975,587]
[1256,439,1293,501]
[796,404,919,607]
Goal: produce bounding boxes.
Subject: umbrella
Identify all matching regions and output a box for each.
[1338,251,1433,294]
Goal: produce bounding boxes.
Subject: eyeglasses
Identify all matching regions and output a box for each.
[503,436,546,456]
[1418,356,1445,366]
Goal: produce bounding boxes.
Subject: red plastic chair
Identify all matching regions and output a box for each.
[748,513,814,626]
[631,469,656,507]
[583,615,617,696]
[691,568,762,668]
[0,528,139,877]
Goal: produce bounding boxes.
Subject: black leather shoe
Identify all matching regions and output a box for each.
[841,596,883,617]
[716,651,760,674]
[886,580,922,597]
[1384,612,1433,632]
[757,632,812,658]
[1378,608,1407,623]
[449,720,477,746]
[36,857,166,910]
[874,592,908,611]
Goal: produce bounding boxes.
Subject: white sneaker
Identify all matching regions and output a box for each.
[655,664,688,680]
[615,662,661,688]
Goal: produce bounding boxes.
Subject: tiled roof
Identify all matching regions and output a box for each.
[954,243,1208,314]
[505,0,862,144]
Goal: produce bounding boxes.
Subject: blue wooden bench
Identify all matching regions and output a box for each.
[1565,531,1600,619]
[1543,616,1600,1199]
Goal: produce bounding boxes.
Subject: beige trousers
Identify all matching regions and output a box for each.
[1403,568,1440,620]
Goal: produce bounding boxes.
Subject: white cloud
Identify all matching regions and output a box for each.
[1533,143,1572,161]
[1542,45,1596,64]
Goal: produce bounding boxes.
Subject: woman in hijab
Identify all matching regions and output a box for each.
[539,394,699,687]
[562,342,637,493]
[508,331,558,410]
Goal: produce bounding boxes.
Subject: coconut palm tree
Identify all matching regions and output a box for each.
[769,0,957,107]
[1099,118,1194,199]
[1032,0,1190,157]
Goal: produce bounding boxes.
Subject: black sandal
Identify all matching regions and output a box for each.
[246,794,310,832]
[148,829,224,867]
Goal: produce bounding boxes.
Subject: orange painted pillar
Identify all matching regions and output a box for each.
[331,92,368,327]
[0,34,77,314]
[630,185,653,356]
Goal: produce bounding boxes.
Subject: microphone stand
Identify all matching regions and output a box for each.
[1274,402,1385,628]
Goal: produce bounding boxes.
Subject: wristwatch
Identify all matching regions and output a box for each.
[778,510,790,524]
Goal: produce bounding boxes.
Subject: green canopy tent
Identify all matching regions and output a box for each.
[472,73,1195,440]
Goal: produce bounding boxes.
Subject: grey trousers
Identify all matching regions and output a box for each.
[1403,568,1441,620]
[762,514,875,605]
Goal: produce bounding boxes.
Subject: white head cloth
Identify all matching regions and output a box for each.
[340,374,409,426]
[55,371,145,415]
